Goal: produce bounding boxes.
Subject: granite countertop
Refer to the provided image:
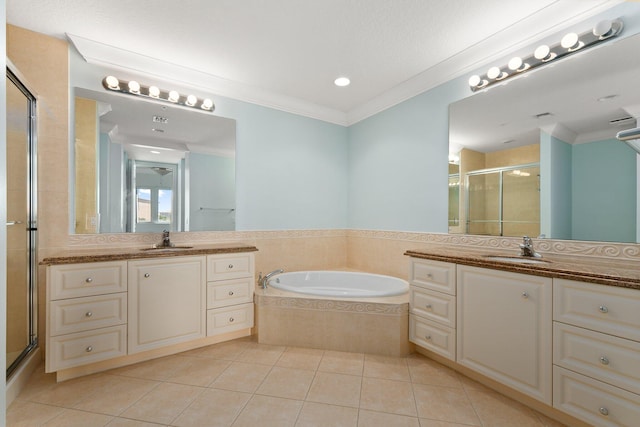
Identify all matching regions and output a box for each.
[405,244,640,290]
[40,243,258,265]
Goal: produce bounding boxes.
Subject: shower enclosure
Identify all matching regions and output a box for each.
[6,66,38,378]
[466,164,540,237]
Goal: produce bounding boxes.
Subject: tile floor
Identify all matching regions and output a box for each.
[7,337,566,426]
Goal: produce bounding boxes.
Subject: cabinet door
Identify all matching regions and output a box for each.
[457,265,552,404]
[128,256,206,354]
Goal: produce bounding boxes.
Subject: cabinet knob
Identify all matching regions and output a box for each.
[229,317,235,323]
[144,273,150,278]
[598,305,608,313]
[600,356,610,365]
[85,311,93,318]
[425,304,432,309]
[228,264,234,269]
[426,273,433,279]
[85,277,93,283]
[229,291,234,296]
[425,335,432,340]
[599,407,609,416]
[521,292,529,299]
[86,346,93,353]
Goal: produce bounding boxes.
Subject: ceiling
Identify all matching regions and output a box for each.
[6,0,626,125]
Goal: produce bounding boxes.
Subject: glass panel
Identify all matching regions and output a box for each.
[467,172,500,236]
[136,189,151,223]
[448,175,460,226]
[503,166,540,237]
[157,189,172,223]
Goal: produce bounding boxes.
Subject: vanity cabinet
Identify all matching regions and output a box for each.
[553,278,640,425]
[457,265,552,404]
[46,261,128,372]
[128,256,206,354]
[408,259,456,360]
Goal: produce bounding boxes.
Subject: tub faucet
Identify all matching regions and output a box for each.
[520,236,541,258]
[161,229,172,247]
[259,269,284,289]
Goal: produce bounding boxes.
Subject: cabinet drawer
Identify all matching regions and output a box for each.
[207,253,254,281]
[554,279,640,341]
[409,259,456,295]
[48,261,127,300]
[554,322,640,395]
[207,278,253,309]
[410,314,455,360]
[46,325,127,372]
[207,303,254,336]
[410,286,455,328]
[49,293,127,336]
[553,366,640,427]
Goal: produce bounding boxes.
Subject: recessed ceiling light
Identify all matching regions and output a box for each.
[597,94,618,102]
[151,128,165,133]
[334,77,350,87]
[150,150,161,154]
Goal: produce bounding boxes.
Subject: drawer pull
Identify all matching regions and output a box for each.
[521,292,529,299]
[228,264,234,269]
[598,305,608,313]
[426,273,433,279]
[425,304,432,309]
[144,273,150,278]
[85,277,93,283]
[599,356,610,365]
[599,407,609,416]
[425,335,432,340]
[86,346,93,353]
[85,311,93,318]
[229,317,235,323]
[229,291,234,296]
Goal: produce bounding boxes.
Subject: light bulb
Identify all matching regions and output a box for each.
[148,86,160,98]
[186,95,197,106]
[468,75,481,87]
[128,80,140,94]
[508,57,523,71]
[487,67,501,80]
[201,98,214,110]
[168,91,180,102]
[105,76,120,90]
[534,45,553,61]
[561,32,580,50]
[334,77,350,87]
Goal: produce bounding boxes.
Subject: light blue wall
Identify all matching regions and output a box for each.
[348,78,468,231]
[189,152,236,231]
[572,139,636,242]
[540,132,572,239]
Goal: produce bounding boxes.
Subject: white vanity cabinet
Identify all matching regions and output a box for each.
[128,256,206,354]
[553,278,640,426]
[408,259,456,360]
[457,265,552,404]
[46,261,128,372]
[206,253,255,336]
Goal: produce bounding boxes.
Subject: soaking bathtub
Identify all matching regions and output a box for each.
[255,270,411,356]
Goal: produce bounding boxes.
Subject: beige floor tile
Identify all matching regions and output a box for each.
[235,342,286,365]
[172,388,251,427]
[407,355,462,388]
[6,400,65,426]
[14,369,58,402]
[276,347,324,371]
[256,366,316,400]
[210,361,272,393]
[534,412,568,427]
[295,402,358,427]
[42,408,113,426]
[465,388,545,427]
[28,373,113,407]
[413,383,481,426]
[318,351,364,376]
[360,377,417,417]
[306,372,362,408]
[108,355,185,381]
[418,419,473,427]
[357,409,420,427]
[363,354,410,381]
[107,419,165,427]
[165,356,231,386]
[231,395,303,427]
[72,376,160,416]
[119,382,203,425]
[188,339,252,360]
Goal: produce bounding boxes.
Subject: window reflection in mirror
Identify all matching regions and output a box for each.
[72,88,236,234]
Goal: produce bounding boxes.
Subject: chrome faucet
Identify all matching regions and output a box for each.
[520,236,542,258]
[161,229,172,247]
[259,269,284,289]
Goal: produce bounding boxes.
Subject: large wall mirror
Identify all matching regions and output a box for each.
[73,88,236,234]
[449,32,640,243]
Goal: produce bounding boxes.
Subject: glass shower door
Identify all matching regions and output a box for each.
[6,68,37,377]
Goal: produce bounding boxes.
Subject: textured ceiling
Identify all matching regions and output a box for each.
[6,0,625,124]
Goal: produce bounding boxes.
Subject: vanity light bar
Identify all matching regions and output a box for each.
[102,76,215,112]
[468,19,623,92]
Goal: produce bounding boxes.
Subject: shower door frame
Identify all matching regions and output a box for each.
[6,64,38,379]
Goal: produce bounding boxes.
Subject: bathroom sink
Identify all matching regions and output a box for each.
[140,245,194,251]
[483,255,549,265]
